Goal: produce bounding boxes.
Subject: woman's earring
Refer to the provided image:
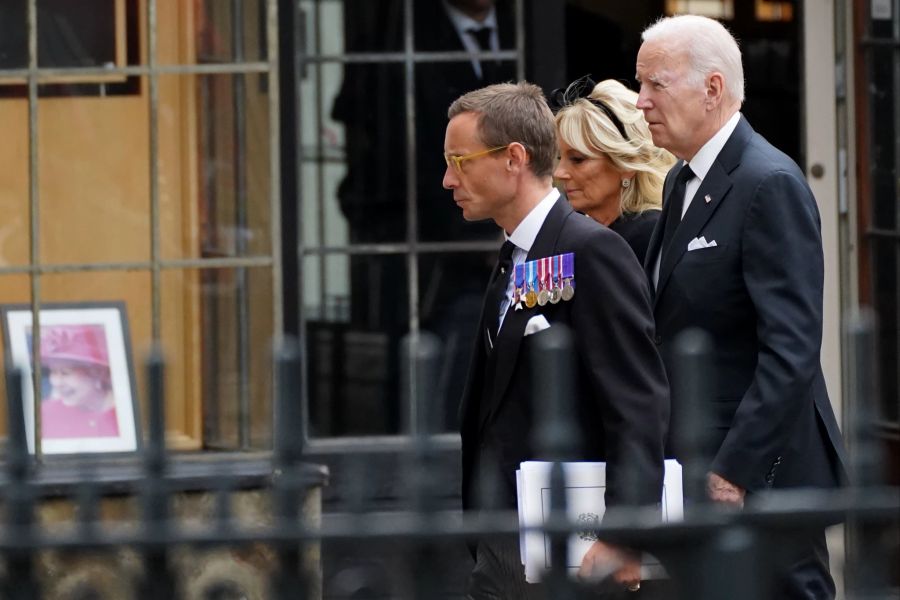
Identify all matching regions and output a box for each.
[621,178,631,189]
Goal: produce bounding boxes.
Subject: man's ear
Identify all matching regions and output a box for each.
[507,142,528,171]
[706,72,726,109]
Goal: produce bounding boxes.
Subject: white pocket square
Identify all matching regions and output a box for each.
[524,314,551,336]
[687,236,718,251]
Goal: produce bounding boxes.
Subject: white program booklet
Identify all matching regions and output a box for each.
[516,459,683,583]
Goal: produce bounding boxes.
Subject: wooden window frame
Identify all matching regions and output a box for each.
[0,0,127,84]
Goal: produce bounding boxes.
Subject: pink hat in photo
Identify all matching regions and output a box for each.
[40,325,109,367]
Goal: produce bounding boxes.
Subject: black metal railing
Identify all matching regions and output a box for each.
[1,314,898,599]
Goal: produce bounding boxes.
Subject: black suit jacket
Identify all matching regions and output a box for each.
[644,116,846,493]
[460,198,669,512]
[609,209,660,265]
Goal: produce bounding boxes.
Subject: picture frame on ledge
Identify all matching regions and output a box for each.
[1,302,140,455]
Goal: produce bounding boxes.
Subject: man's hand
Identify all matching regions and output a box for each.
[578,541,641,590]
[707,472,745,507]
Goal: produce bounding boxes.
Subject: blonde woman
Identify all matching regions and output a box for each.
[552,77,675,263]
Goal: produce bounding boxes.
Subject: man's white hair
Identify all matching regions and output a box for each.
[642,14,744,104]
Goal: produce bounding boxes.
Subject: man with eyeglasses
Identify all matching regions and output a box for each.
[446,82,669,598]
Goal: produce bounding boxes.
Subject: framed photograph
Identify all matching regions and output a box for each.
[1,302,140,455]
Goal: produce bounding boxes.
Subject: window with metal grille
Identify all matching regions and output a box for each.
[294,0,524,442]
[856,0,900,464]
[0,0,282,456]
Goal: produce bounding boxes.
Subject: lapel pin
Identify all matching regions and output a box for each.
[704,194,712,204]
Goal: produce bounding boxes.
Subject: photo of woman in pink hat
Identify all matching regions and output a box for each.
[37,325,120,439]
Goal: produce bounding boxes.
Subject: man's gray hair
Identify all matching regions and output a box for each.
[642,15,744,104]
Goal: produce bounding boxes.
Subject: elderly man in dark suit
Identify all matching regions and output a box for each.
[444,81,669,598]
[636,15,846,599]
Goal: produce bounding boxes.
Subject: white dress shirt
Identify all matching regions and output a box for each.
[497,187,560,331]
[442,0,499,79]
[653,111,742,287]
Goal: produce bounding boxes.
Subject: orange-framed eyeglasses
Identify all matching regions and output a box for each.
[444,145,509,173]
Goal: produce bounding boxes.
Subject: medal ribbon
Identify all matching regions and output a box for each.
[526,260,537,292]
[553,254,561,287]
[562,253,574,281]
[513,263,524,309]
[514,263,525,293]
[538,257,548,292]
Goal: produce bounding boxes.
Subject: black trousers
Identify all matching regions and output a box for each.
[466,537,669,600]
[467,537,543,600]
[465,532,833,600]
[775,529,835,600]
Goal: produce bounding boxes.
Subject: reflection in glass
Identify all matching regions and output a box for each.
[419,250,495,432]
[865,33,898,429]
[328,0,519,245]
[306,254,407,437]
[304,0,522,439]
[0,0,139,97]
[330,63,408,244]
[299,60,347,248]
[302,253,350,321]
[196,0,267,64]
[334,0,405,54]
[0,0,120,69]
[195,73,272,260]
[164,267,275,450]
[301,161,350,249]
[869,44,897,233]
[412,0,517,242]
[871,237,899,423]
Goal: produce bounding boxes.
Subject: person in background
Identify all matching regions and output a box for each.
[40,325,119,439]
[330,0,516,433]
[445,81,668,597]
[636,15,846,599]
[552,77,675,264]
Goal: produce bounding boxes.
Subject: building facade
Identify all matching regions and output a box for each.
[0,0,896,593]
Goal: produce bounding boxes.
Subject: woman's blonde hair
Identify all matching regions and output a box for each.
[555,79,675,214]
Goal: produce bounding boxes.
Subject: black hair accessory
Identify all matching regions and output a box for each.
[549,75,630,141]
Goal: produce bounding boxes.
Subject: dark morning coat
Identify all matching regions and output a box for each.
[459,197,670,513]
[644,116,846,494]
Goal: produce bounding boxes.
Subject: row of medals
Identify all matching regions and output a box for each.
[514,277,575,310]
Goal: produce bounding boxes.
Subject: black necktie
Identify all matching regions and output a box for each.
[486,240,516,346]
[660,164,695,263]
[467,26,499,81]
